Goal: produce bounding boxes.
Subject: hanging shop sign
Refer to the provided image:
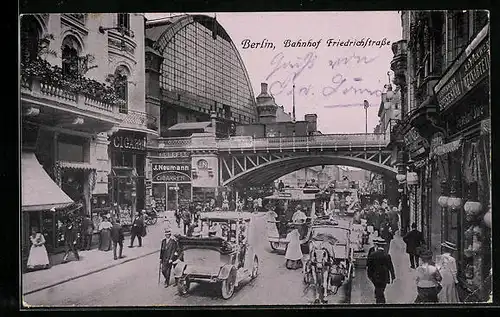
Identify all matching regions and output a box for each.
[431,138,462,157]
[110,131,146,151]
[153,171,191,182]
[403,127,429,159]
[435,33,489,112]
[152,163,191,177]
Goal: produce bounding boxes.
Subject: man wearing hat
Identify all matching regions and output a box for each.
[159,228,180,287]
[366,237,396,304]
[403,223,426,269]
[437,242,459,303]
[62,218,80,263]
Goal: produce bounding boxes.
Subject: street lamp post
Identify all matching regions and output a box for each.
[363,100,369,134]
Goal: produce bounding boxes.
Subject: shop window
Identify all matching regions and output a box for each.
[61,35,81,78]
[473,10,489,35]
[57,134,87,162]
[451,11,470,61]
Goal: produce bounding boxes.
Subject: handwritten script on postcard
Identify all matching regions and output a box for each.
[241,37,393,104]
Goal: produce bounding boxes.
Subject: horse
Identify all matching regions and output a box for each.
[306,242,332,304]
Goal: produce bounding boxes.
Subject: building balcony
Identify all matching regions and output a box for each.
[21,67,124,134]
[390,40,408,87]
[119,109,159,136]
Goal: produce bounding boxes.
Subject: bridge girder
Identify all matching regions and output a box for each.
[219,150,394,188]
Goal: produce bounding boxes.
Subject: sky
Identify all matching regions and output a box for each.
[146,12,402,134]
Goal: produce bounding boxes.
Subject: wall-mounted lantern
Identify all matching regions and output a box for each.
[447,177,463,210]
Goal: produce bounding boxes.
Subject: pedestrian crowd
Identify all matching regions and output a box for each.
[358,197,461,304]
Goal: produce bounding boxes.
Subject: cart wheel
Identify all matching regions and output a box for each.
[177,277,190,296]
[251,256,259,279]
[221,269,236,299]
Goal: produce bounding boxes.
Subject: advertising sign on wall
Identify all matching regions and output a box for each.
[435,36,489,112]
[152,163,191,182]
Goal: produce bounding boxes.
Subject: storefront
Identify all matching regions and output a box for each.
[23,125,97,254]
[21,150,75,260]
[108,130,147,227]
[433,23,490,302]
[152,162,192,211]
[402,127,430,236]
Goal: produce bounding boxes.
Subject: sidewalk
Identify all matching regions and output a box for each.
[351,233,418,304]
[22,212,180,296]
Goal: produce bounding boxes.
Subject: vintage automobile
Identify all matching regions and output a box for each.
[304,218,355,303]
[264,189,320,253]
[173,212,259,299]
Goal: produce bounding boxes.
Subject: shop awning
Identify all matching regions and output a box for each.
[168,121,211,131]
[57,161,96,171]
[22,152,74,212]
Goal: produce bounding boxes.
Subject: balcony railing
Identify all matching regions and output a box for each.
[21,58,124,115]
[22,77,121,114]
[154,133,391,151]
[156,137,192,149]
[121,109,158,131]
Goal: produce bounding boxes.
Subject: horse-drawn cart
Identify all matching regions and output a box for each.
[303,219,355,304]
[264,189,319,253]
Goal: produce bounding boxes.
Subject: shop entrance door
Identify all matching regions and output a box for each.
[166,183,179,211]
[152,183,167,212]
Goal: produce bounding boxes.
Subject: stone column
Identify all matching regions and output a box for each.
[92,132,111,195]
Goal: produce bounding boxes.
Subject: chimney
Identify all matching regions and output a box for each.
[261,83,268,95]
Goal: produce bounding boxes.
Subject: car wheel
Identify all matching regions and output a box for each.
[177,277,190,296]
[251,256,259,279]
[221,269,236,299]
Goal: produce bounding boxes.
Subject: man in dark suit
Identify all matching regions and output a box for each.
[62,219,80,263]
[111,219,125,260]
[367,237,396,304]
[182,208,192,235]
[160,228,180,287]
[402,222,425,269]
[379,220,394,254]
[81,215,94,250]
[129,210,144,248]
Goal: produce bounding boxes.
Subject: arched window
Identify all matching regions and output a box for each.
[61,35,81,77]
[114,66,129,114]
[20,15,41,63]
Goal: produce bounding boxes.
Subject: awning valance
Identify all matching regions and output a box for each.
[168,121,211,131]
[57,161,96,171]
[22,152,74,212]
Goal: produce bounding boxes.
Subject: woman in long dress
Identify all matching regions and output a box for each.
[266,208,279,238]
[437,242,460,303]
[27,227,50,270]
[285,228,303,270]
[98,217,112,251]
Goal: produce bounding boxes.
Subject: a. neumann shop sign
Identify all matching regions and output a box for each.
[435,32,489,112]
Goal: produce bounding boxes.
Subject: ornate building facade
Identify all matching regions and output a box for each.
[21,14,155,255]
[390,10,490,301]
